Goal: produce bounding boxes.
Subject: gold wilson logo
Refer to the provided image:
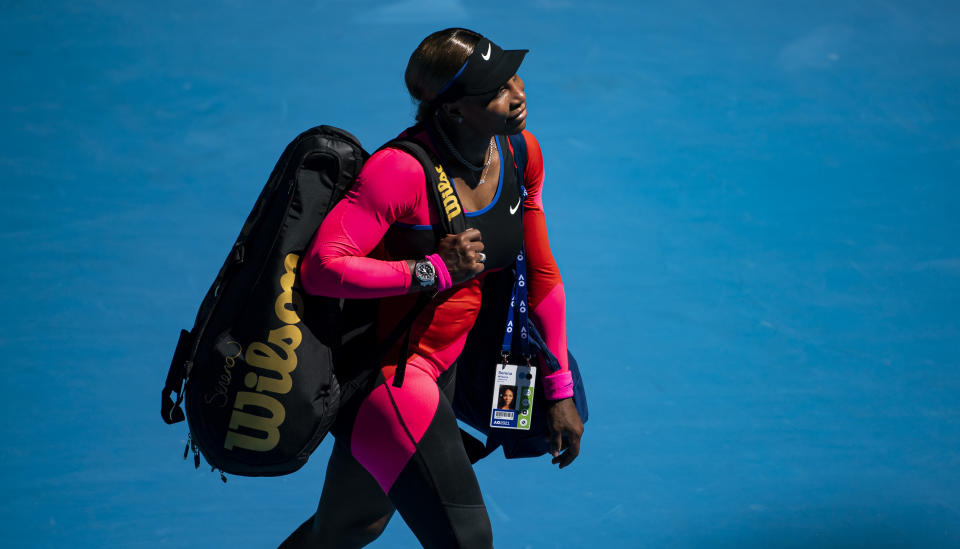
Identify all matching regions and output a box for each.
[223,253,303,453]
[435,165,462,221]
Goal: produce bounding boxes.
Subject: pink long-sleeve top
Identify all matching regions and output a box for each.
[300,129,572,398]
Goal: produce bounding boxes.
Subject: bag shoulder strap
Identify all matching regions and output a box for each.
[384,136,467,235]
[507,133,528,189]
[373,136,468,387]
[161,329,193,424]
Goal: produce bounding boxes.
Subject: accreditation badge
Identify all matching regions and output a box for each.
[490,362,536,430]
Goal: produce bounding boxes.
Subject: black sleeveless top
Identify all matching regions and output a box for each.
[382,134,524,271]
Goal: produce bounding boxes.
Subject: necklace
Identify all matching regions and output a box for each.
[433,111,497,185]
[474,139,496,186]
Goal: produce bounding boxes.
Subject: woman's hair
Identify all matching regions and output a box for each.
[497,386,516,409]
[405,28,482,123]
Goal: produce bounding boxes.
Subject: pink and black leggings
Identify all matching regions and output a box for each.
[315,362,493,548]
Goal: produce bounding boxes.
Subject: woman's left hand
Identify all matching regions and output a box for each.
[546,398,583,469]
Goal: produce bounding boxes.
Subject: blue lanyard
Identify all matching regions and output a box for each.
[501,246,532,359]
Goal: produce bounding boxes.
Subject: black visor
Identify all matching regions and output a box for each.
[435,36,528,102]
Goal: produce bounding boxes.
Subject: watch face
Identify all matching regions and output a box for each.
[415,261,436,285]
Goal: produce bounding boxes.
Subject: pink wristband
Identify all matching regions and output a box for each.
[543,370,574,400]
[425,254,452,291]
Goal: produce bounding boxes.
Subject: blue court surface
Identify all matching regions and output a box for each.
[3,1,959,547]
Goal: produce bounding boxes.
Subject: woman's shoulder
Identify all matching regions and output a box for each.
[352,136,428,213]
[513,130,545,190]
[517,129,542,155]
[360,129,429,185]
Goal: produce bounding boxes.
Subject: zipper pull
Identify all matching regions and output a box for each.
[192,438,200,469]
[183,433,191,460]
[212,466,228,483]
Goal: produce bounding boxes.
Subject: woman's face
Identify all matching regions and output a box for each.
[502,389,514,407]
[453,74,527,135]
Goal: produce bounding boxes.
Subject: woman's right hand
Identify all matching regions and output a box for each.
[437,228,485,283]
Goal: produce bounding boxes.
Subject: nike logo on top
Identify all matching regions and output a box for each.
[481,44,492,61]
[509,195,522,215]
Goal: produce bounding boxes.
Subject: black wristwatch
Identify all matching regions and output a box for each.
[413,259,437,288]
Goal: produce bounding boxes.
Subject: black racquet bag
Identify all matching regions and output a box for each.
[160,125,458,477]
